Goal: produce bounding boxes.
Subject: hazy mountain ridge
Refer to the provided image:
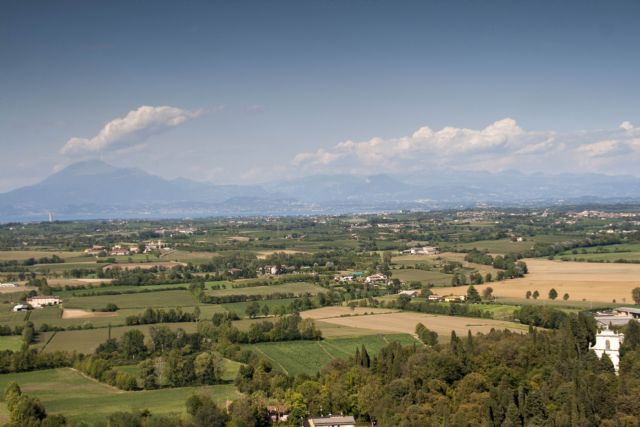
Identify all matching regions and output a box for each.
[1,160,640,221]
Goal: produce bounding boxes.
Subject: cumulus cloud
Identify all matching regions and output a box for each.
[292,118,640,176]
[61,105,201,155]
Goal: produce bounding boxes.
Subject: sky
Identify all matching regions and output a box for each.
[1,0,640,192]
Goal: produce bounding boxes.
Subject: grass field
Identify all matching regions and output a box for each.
[0,336,22,351]
[437,258,640,304]
[0,368,240,424]
[244,334,417,376]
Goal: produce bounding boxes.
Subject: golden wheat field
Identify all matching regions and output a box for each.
[437,259,640,303]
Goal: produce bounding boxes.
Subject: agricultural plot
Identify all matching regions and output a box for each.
[301,307,528,337]
[0,307,27,328]
[454,239,535,254]
[392,269,453,286]
[244,334,417,376]
[559,243,640,262]
[0,250,85,261]
[37,322,200,354]
[204,282,325,297]
[436,258,640,304]
[0,336,22,351]
[0,368,240,425]
[221,298,304,318]
[63,289,198,310]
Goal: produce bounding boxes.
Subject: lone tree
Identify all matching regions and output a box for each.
[526,290,532,299]
[482,287,494,301]
[548,288,558,300]
[632,287,640,305]
[532,290,540,300]
[467,285,481,304]
[563,293,570,301]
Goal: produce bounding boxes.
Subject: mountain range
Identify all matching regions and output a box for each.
[1,160,640,221]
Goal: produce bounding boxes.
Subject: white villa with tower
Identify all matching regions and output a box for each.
[591,328,624,373]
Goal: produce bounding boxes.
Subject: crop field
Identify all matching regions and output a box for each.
[301,307,528,337]
[37,322,200,354]
[558,243,640,262]
[63,289,198,310]
[0,250,86,261]
[454,239,535,254]
[0,308,27,327]
[244,334,417,376]
[437,259,640,304]
[0,368,240,425]
[205,282,325,297]
[391,268,453,286]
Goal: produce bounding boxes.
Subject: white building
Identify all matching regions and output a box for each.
[591,329,624,372]
[398,290,420,297]
[402,246,438,255]
[0,283,18,288]
[26,296,62,308]
[12,304,30,312]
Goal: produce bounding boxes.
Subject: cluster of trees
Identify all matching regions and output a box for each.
[234,313,640,426]
[515,305,571,329]
[199,291,308,305]
[391,293,494,319]
[215,313,322,344]
[3,382,66,427]
[415,323,438,346]
[125,307,197,325]
[75,355,138,390]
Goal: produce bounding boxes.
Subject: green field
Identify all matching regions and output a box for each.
[559,243,640,262]
[37,322,200,354]
[0,368,240,424]
[243,334,417,376]
[63,289,198,310]
[205,282,325,297]
[0,336,22,351]
[392,269,453,286]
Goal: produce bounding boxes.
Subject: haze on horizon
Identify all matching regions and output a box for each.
[1,0,640,193]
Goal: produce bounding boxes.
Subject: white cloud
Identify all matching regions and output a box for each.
[291,118,640,176]
[61,105,201,155]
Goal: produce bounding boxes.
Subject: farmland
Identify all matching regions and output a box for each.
[437,258,640,304]
[301,307,529,337]
[0,368,240,425]
[0,209,639,424]
[246,334,417,376]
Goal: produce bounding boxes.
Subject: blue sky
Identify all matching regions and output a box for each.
[1,0,640,191]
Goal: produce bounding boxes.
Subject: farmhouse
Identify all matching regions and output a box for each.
[365,273,387,284]
[402,246,438,255]
[304,415,356,427]
[591,329,624,372]
[108,245,129,256]
[26,296,61,308]
[398,290,420,298]
[428,294,443,302]
[84,245,105,255]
